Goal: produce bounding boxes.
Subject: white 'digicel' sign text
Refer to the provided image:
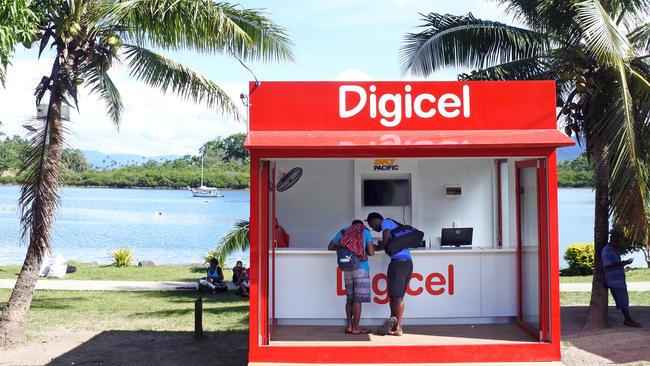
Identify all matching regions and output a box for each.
[339,84,471,127]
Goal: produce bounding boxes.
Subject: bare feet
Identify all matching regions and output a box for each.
[351,328,372,335]
[388,327,403,336]
[345,325,353,334]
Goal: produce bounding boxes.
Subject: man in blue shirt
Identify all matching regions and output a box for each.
[602,231,641,327]
[328,220,375,334]
[367,212,412,336]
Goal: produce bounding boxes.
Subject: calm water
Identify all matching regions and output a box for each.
[0,186,645,267]
[0,186,249,266]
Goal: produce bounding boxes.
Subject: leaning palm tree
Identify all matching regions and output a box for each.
[215,219,249,265]
[400,0,650,329]
[0,0,294,347]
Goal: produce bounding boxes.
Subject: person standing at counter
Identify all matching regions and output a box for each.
[367,212,412,336]
[328,220,376,334]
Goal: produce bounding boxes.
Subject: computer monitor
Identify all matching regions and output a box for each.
[441,228,473,247]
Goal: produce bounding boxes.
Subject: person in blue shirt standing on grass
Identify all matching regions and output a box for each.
[602,230,641,327]
[366,212,412,336]
[328,220,376,334]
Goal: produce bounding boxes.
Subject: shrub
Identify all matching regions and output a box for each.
[203,249,219,265]
[562,243,595,276]
[111,246,135,267]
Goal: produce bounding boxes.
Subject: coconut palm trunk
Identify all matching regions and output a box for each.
[584,141,611,329]
[0,70,66,346]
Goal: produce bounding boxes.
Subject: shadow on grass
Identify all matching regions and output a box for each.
[133,304,249,318]
[47,329,248,366]
[1,296,91,311]
[561,305,650,364]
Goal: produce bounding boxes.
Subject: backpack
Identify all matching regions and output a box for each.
[336,227,364,271]
[384,218,424,257]
[337,246,360,272]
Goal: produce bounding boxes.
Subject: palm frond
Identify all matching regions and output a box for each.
[18,105,65,260]
[498,0,582,42]
[215,219,249,265]
[458,56,552,80]
[111,0,295,62]
[628,22,650,52]
[590,71,649,241]
[577,0,649,240]
[82,65,123,128]
[122,44,240,120]
[400,12,549,77]
[577,0,634,64]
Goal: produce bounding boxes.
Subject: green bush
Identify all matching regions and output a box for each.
[562,243,595,276]
[111,246,135,267]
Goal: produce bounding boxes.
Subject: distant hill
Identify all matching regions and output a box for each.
[557,137,585,161]
[83,150,181,170]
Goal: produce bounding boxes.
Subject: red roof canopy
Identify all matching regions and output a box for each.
[245,81,575,152]
[245,129,574,150]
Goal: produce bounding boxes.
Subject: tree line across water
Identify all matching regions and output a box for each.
[0,132,594,189]
[0,133,249,189]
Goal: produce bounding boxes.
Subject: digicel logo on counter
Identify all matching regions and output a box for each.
[336,265,455,304]
[339,85,470,127]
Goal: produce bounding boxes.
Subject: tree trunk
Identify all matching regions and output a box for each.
[584,141,610,329]
[0,77,65,347]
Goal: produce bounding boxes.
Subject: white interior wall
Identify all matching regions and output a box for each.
[274,160,354,247]
[416,159,495,248]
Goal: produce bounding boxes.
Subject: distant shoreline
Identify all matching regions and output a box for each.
[0,183,250,191]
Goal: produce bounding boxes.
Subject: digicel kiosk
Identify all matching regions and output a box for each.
[245,81,573,365]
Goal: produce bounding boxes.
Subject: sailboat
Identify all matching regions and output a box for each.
[188,154,220,197]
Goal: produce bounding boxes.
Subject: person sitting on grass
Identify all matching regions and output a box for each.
[232,260,245,285]
[198,258,227,293]
[602,230,642,328]
[238,268,250,297]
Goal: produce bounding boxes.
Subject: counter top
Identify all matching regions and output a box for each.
[274,247,516,254]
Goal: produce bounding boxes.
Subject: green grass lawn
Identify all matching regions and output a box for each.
[0,288,647,336]
[560,291,650,306]
[0,262,234,282]
[560,268,650,283]
[0,289,248,338]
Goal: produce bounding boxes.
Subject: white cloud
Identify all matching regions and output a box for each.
[334,68,373,81]
[0,56,247,156]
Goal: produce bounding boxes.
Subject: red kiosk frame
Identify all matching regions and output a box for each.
[245,81,573,364]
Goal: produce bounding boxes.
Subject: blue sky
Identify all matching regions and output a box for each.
[0,0,514,156]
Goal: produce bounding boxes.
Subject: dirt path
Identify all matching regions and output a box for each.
[1,306,648,365]
[561,306,650,365]
[0,328,247,366]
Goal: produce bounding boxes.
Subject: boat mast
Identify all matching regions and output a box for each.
[200,153,205,187]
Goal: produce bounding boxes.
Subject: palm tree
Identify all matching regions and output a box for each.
[0,0,294,347]
[400,0,650,329]
[215,219,249,265]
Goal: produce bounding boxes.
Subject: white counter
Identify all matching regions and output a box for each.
[271,247,517,325]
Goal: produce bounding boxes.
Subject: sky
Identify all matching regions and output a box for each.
[0,0,515,156]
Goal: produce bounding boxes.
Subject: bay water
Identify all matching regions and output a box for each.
[0,186,645,268]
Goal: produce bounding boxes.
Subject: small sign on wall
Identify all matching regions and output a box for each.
[373,158,399,171]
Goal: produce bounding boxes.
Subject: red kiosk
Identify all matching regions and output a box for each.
[245,81,573,364]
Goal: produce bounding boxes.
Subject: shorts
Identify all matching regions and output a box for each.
[344,268,371,303]
[387,259,413,298]
[609,287,629,310]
